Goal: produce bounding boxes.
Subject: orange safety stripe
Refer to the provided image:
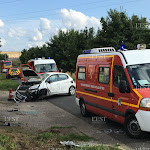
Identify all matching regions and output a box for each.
[110,56,114,93]
[76,90,139,108]
[78,55,114,59]
[132,89,143,107]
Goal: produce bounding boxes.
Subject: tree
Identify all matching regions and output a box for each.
[0,54,8,60]
[46,28,95,73]
[20,9,150,72]
[97,9,150,50]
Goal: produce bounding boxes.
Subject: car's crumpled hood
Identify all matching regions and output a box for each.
[22,69,41,83]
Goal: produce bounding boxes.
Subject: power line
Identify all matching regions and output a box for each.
[1,0,142,22]
[9,0,142,21]
[0,0,21,5]
[0,0,111,18]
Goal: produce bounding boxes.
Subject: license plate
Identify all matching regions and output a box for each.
[15,91,26,101]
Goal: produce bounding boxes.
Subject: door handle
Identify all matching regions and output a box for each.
[108,92,114,97]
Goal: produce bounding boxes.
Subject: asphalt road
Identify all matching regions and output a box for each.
[47,94,150,150]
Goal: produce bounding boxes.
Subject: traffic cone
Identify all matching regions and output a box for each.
[8,88,13,101]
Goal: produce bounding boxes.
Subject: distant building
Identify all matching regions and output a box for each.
[0,51,21,59]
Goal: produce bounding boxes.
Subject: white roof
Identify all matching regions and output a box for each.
[78,49,150,67]
[122,49,150,66]
[29,58,56,65]
[42,72,69,76]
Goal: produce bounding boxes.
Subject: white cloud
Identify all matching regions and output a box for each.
[61,28,67,33]
[35,41,46,47]
[40,18,51,33]
[8,28,26,38]
[27,41,46,49]
[32,29,43,41]
[27,44,33,48]
[59,9,101,30]
[0,19,4,28]
[0,38,6,47]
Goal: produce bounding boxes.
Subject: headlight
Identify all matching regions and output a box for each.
[140,98,150,108]
[29,84,40,90]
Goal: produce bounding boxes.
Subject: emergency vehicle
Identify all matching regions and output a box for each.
[1,60,12,73]
[27,57,58,74]
[76,46,150,138]
[6,67,20,79]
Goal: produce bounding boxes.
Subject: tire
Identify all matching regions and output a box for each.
[68,86,75,96]
[26,89,33,101]
[7,74,11,79]
[79,101,89,117]
[38,89,48,100]
[124,114,143,138]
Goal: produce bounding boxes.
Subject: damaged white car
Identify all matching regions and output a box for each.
[14,69,76,103]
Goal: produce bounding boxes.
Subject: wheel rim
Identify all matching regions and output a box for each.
[70,87,75,95]
[81,103,85,115]
[127,119,141,136]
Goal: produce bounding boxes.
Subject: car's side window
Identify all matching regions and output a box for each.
[113,65,128,87]
[46,75,58,83]
[59,74,68,81]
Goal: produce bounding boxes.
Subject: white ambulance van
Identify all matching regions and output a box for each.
[76,46,150,138]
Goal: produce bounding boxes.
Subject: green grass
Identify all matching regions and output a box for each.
[0,73,19,91]
[57,133,92,141]
[74,145,121,150]
[0,133,18,150]
[0,127,122,150]
[36,132,55,141]
[36,132,92,142]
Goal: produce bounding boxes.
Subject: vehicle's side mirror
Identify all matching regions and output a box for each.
[48,81,52,84]
[119,80,128,93]
[46,80,52,84]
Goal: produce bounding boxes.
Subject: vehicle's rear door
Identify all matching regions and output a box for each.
[58,74,70,93]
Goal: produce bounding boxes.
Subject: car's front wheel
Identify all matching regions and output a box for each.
[68,86,75,96]
[124,114,143,138]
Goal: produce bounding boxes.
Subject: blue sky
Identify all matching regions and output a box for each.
[0,0,149,51]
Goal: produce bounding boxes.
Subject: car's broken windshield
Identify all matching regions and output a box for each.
[39,73,49,81]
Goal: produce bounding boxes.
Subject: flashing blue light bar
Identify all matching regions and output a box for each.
[36,57,38,60]
[83,49,91,54]
[120,45,125,50]
[48,57,51,59]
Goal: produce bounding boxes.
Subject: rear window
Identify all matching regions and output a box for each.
[11,69,18,72]
[78,66,86,80]
[59,74,68,80]
[4,62,11,66]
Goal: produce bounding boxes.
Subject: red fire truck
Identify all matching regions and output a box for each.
[1,60,12,73]
[76,46,150,138]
